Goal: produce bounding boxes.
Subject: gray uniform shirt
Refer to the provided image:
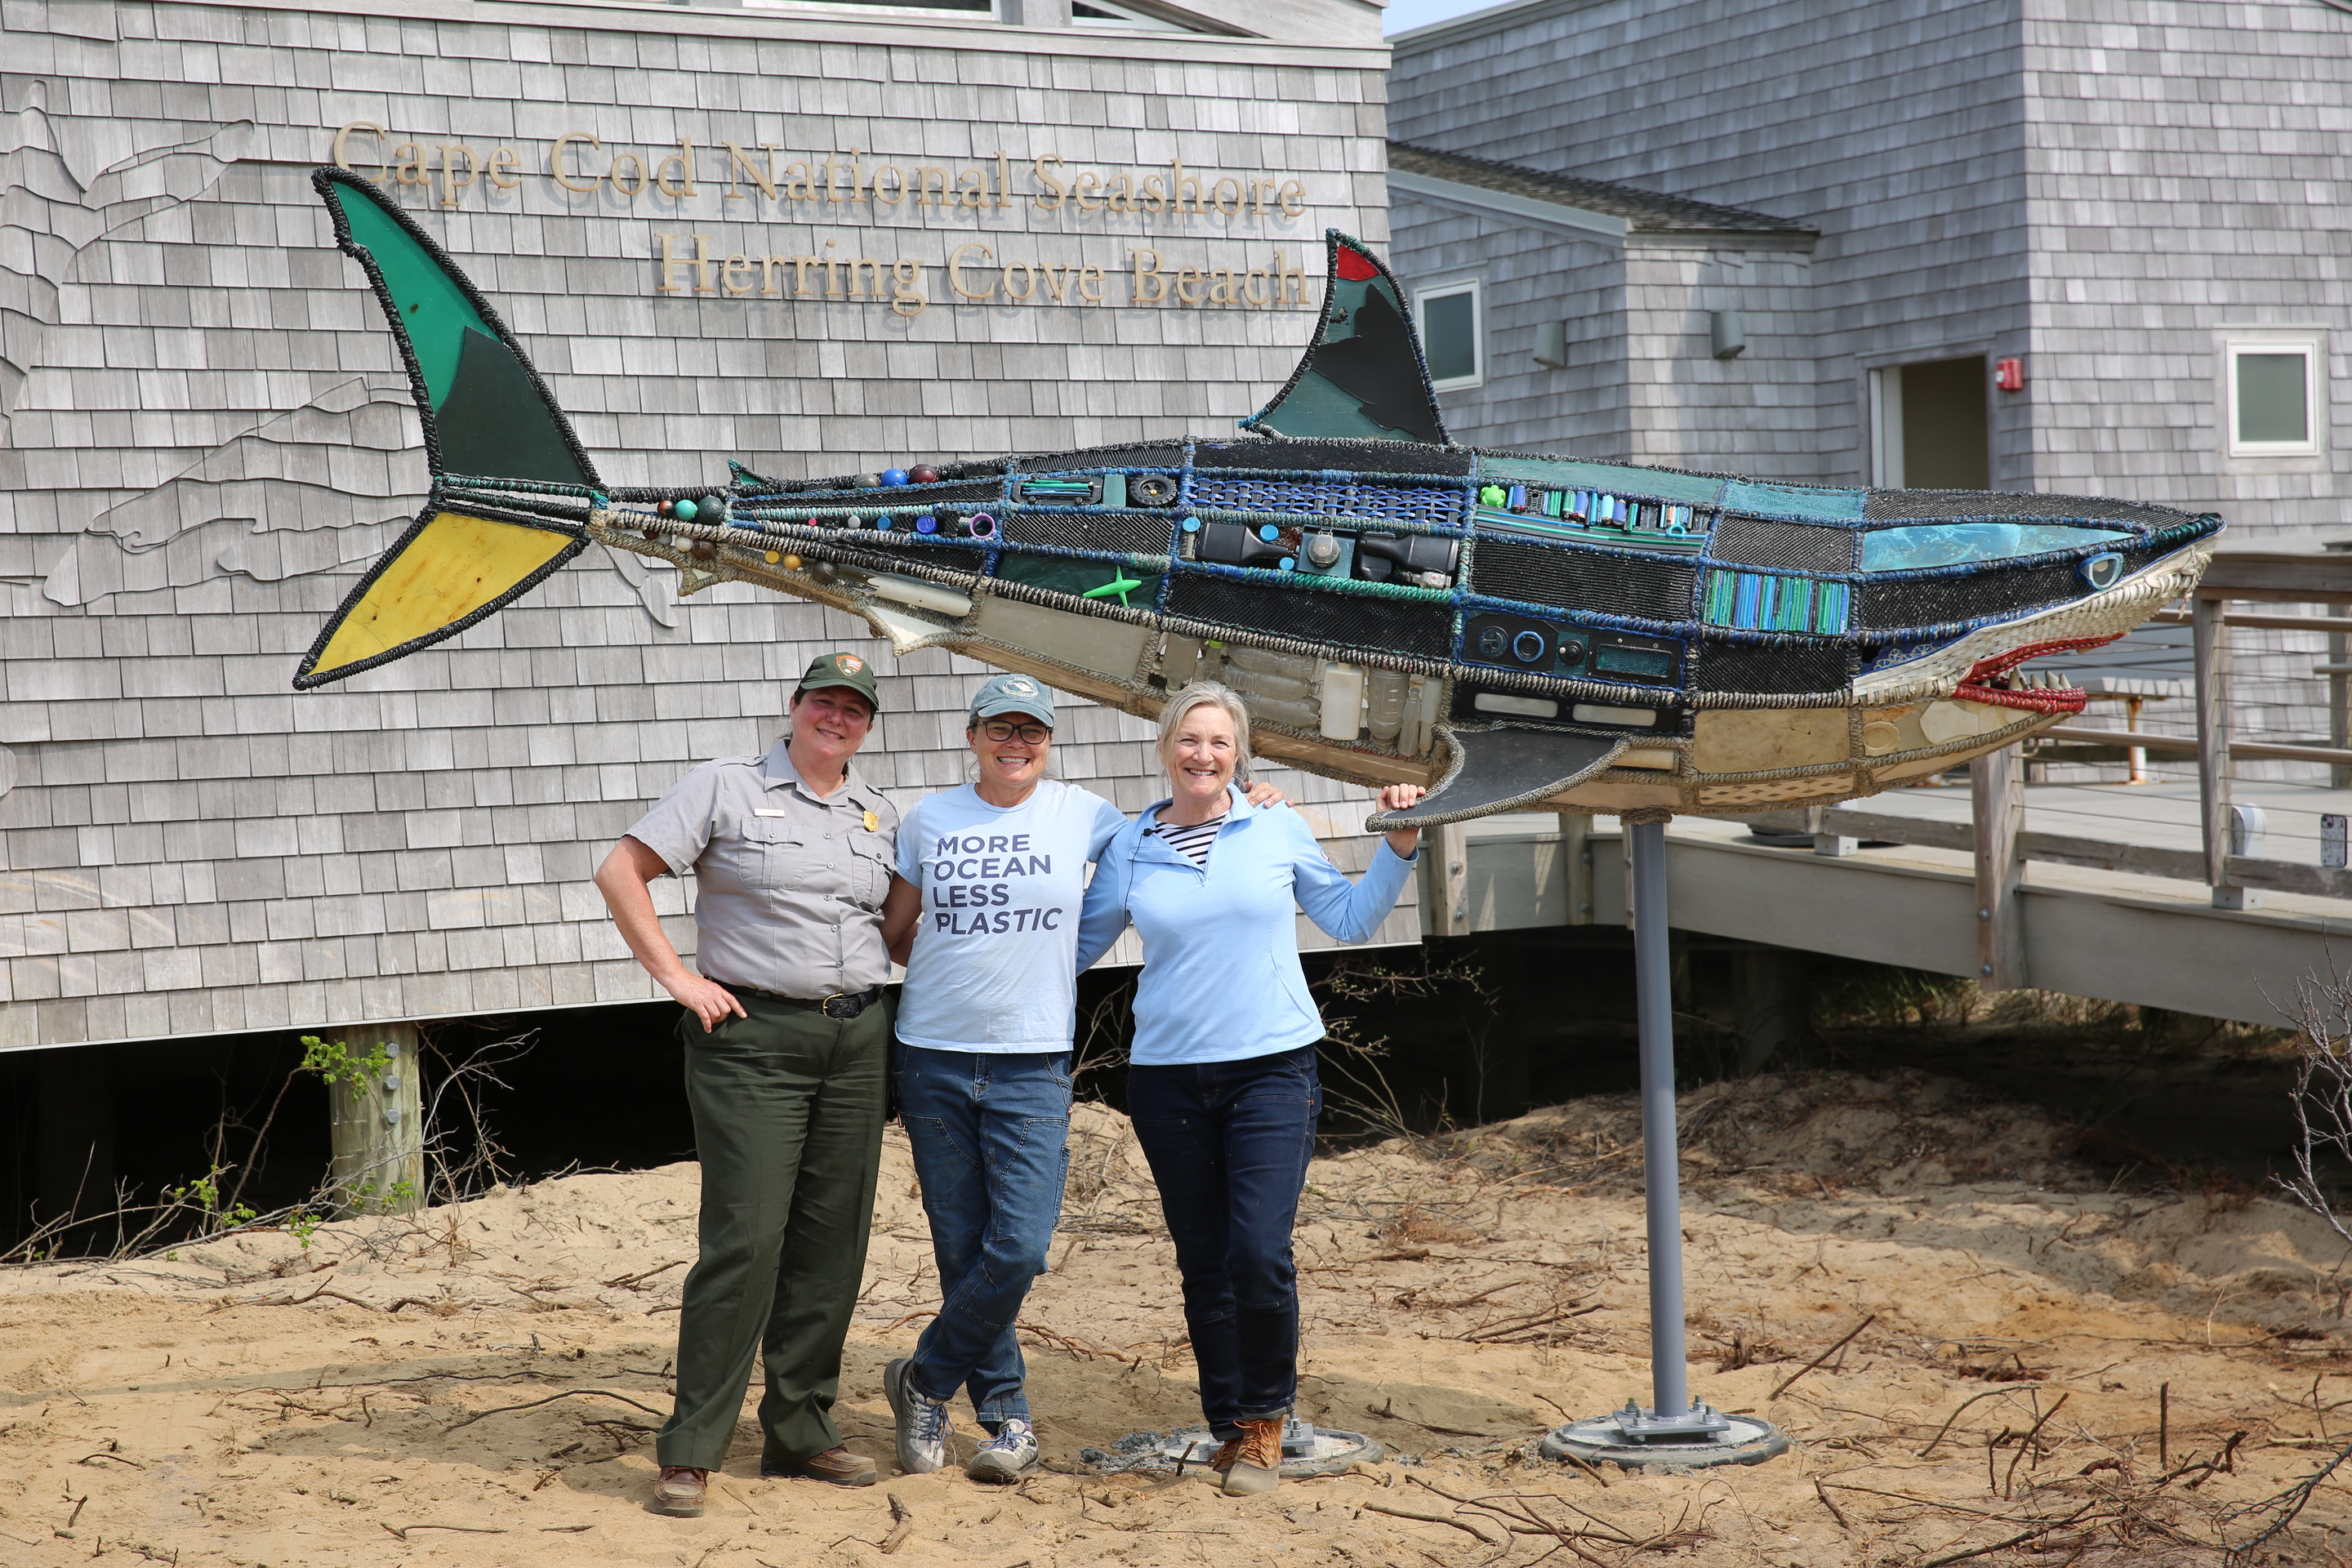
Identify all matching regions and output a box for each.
[627,741,902,997]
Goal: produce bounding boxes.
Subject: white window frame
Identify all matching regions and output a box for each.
[1414,278,1484,393]
[2225,337,2322,457]
[1869,364,1904,488]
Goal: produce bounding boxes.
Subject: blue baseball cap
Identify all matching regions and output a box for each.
[969,673,1055,726]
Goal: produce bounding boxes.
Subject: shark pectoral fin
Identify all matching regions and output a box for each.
[293,506,586,688]
[1366,726,1628,829]
[1242,231,1450,446]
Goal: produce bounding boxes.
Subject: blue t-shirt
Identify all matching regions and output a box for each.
[893,779,1129,1053]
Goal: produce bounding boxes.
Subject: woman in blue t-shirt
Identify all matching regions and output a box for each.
[1074,681,1423,1496]
[875,674,1283,1482]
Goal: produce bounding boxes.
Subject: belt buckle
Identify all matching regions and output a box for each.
[821,991,855,1019]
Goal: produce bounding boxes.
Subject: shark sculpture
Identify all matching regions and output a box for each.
[296,167,2222,826]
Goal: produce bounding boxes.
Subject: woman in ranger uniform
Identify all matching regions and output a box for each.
[595,651,906,1516]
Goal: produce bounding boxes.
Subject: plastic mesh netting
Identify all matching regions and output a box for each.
[1187,479,1461,529]
[1000,512,1178,555]
[1471,537,1699,621]
[1694,639,1853,695]
[1709,516,1859,573]
[1852,560,2088,631]
[1191,440,1474,477]
[1165,574,1454,658]
[1025,443,1186,474]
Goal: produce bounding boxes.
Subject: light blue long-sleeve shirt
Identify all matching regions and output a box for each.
[1075,786,1419,1067]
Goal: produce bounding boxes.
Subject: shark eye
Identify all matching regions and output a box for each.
[2079,551,2124,590]
[1860,523,2132,572]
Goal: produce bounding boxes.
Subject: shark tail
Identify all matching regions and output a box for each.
[293,167,599,690]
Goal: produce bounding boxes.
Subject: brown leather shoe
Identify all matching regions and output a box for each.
[651,1465,708,1517]
[1222,1418,1284,1496]
[763,1446,877,1487]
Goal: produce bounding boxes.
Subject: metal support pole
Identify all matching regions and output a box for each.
[1538,818,1784,1468]
[1628,818,1688,1421]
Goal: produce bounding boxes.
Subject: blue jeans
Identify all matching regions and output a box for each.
[1126,1045,1320,1441]
[896,1045,1072,1430]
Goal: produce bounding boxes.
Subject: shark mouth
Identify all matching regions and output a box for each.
[1952,635,2116,713]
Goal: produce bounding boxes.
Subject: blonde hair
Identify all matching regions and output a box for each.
[1156,680,1253,786]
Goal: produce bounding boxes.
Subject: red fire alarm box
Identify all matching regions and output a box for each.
[1995,356,2025,392]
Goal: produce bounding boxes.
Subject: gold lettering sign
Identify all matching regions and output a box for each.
[330,124,1324,316]
[331,122,1312,225]
[649,236,1307,318]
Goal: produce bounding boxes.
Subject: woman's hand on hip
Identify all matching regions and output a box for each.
[1375,783,1426,859]
[667,971,749,1033]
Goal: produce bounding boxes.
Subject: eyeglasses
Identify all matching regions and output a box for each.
[977,719,1051,744]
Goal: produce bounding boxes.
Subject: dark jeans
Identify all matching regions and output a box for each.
[656,995,889,1471]
[1126,1045,1320,1441]
[896,1046,1073,1430]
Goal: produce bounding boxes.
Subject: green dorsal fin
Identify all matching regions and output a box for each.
[1242,230,1449,446]
[312,167,595,486]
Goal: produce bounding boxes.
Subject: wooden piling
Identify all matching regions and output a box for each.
[326,1021,425,1218]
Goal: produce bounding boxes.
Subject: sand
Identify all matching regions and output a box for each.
[6,1068,2352,1566]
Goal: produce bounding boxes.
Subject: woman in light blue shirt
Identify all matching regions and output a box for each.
[1074,680,1423,1496]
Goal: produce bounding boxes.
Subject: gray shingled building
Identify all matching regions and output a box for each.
[1382,0,2349,759]
[1385,0,2352,517]
[0,0,1409,1065]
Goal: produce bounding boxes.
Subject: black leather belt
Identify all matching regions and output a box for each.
[722,982,883,1020]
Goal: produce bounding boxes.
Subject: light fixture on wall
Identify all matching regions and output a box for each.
[1709,310,1745,359]
[1534,320,1566,369]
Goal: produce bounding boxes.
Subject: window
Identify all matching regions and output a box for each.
[1414,279,1482,391]
[2227,343,2319,455]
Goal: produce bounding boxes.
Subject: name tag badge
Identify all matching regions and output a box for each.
[862,809,880,834]
[755,808,790,817]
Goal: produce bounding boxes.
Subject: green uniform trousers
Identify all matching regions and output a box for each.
[656,994,889,1471]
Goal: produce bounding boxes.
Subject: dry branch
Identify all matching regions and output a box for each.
[881,1492,914,1555]
[1769,1312,1875,1399]
[1360,1502,1503,1547]
[442,1388,666,1432]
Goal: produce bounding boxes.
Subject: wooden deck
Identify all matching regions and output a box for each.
[1443,791,2348,1029]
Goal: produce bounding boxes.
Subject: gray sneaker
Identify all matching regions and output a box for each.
[966,1418,1040,1482]
[884,1357,951,1475]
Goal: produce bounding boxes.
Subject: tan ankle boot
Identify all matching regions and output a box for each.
[1221,1418,1284,1495]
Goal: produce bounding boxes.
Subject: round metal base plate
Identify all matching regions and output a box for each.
[1539,1414,1790,1472]
[1080,1426,1383,1478]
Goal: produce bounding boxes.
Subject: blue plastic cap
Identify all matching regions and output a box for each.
[915,515,939,534]
[1258,524,1280,541]
[1279,556,1296,572]
[880,468,910,487]
[1182,517,1200,532]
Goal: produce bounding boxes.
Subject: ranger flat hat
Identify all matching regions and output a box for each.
[968,672,1055,725]
[795,650,880,710]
